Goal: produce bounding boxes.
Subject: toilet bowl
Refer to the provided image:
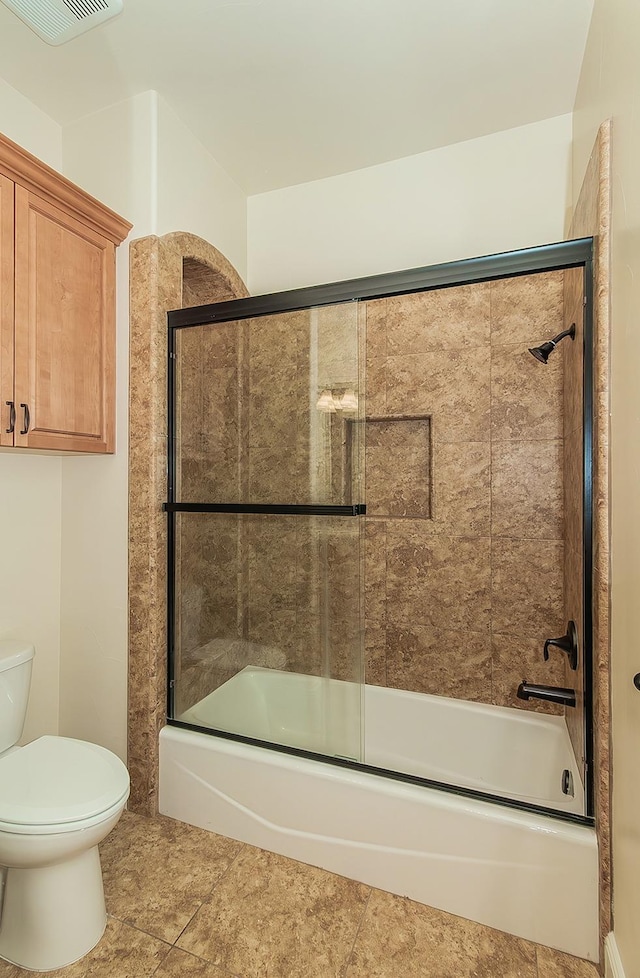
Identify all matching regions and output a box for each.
[0,641,130,971]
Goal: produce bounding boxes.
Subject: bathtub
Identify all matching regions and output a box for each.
[159,667,599,960]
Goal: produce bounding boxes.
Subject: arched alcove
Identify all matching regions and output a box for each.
[128,231,248,814]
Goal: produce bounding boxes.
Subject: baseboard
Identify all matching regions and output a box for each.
[605,934,626,978]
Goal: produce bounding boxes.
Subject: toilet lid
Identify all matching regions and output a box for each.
[0,736,130,826]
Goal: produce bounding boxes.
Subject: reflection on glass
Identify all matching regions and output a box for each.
[174,304,362,505]
[173,513,363,761]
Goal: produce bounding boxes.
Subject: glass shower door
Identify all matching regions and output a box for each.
[168,301,365,762]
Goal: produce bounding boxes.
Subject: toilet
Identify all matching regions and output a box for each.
[0,640,130,971]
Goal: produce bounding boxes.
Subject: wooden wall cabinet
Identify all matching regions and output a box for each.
[0,133,131,453]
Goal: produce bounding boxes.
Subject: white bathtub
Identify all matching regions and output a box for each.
[178,667,584,813]
[159,667,599,960]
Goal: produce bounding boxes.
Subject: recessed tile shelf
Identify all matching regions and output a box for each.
[364,415,432,519]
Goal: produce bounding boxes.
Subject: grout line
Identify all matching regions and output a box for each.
[106,913,174,950]
[171,843,247,949]
[162,943,246,978]
[203,841,247,902]
[149,938,246,978]
[148,937,175,978]
[340,886,374,978]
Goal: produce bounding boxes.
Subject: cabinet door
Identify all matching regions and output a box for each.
[0,174,14,448]
[14,187,115,452]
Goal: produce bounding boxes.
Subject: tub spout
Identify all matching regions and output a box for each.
[517,682,576,707]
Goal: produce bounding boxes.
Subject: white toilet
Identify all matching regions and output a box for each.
[0,640,130,971]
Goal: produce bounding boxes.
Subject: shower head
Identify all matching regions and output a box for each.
[528,323,576,364]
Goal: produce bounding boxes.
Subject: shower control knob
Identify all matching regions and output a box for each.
[633,673,640,691]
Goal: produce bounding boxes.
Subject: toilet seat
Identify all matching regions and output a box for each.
[0,735,129,833]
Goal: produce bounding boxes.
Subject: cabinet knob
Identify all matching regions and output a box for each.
[19,403,30,435]
[5,400,15,434]
[634,674,640,691]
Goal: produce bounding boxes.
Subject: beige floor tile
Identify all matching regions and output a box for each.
[153,947,235,978]
[99,812,243,944]
[177,846,369,978]
[345,890,538,977]
[0,917,169,978]
[536,946,600,977]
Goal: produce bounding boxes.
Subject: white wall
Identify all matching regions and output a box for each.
[572,3,640,976]
[0,75,62,169]
[157,96,247,281]
[247,114,572,294]
[0,454,62,744]
[0,79,63,743]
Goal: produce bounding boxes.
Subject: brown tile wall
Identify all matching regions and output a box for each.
[128,232,249,815]
[363,274,568,714]
[569,120,612,952]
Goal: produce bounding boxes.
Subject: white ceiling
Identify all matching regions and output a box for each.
[0,0,594,194]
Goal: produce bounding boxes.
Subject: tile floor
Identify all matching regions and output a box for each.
[0,812,601,978]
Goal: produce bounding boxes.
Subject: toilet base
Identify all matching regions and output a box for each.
[0,845,107,971]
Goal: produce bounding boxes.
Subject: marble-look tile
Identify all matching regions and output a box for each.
[491,633,566,716]
[567,137,614,938]
[200,366,242,502]
[563,313,584,442]
[153,947,232,978]
[492,441,563,541]
[346,890,537,978]
[246,609,309,673]
[432,442,491,536]
[365,297,388,359]
[491,344,563,442]
[365,356,386,416]
[100,812,242,943]
[490,271,564,347]
[385,282,491,355]
[536,946,600,977]
[564,425,583,560]
[176,328,204,455]
[364,519,386,620]
[386,522,491,632]
[246,516,299,616]
[199,319,240,369]
[325,521,362,621]
[329,621,365,684]
[0,917,170,978]
[296,518,361,622]
[386,623,492,701]
[248,410,300,505]
[386,348,491,443]
[248,312,310,505]
[128,232,248,817]
[563,266,584,324]
[293,612,362,685]
[177,847,369,978]
[492,539,564,639]
[365,417,431,518]
[365,619,387,686]
[565,543,586,771]
[196,514,241,643]
[581,128,613,949]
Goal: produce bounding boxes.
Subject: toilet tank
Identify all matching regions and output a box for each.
[0,640,35,753]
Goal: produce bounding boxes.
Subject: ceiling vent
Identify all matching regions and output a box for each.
[1,0,123,45]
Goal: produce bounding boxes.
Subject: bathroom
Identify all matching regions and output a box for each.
[0,0,638,975]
